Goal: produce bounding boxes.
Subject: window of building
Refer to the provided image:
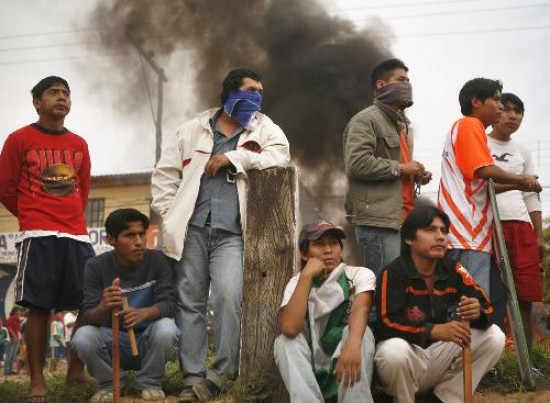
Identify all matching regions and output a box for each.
[85,198,105,228]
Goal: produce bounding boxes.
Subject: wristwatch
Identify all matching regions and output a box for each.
[391,166,400,177]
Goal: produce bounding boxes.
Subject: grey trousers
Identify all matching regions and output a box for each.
[274,326,375,403]
[374,324,505,403]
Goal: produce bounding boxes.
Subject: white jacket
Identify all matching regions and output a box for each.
[151,108,290,260]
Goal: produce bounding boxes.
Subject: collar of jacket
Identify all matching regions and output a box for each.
[198,107,267,134]
[373,99,408,125]
[401,254,451,283]
[374,99,402,125]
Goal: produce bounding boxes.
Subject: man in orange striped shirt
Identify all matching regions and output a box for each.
[437,78,541,294]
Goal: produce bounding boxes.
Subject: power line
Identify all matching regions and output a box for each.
[2,22,549,67]
[375,24,550,39]
[332,2,550,20]
[0,28,102,41]
[326,0,486,12]
[0,1,548,45]
[0,40,121,53]
[0,0,489,43]
[0,49,136,66]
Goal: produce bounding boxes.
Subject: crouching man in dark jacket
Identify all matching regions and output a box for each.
[374,206,504,403]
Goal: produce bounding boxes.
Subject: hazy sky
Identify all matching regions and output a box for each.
[1,0,549,215]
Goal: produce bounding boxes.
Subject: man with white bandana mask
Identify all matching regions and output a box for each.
[343,58,432,279]
[151,68,290,402]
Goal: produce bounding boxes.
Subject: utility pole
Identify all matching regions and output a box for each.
[128,37,168,164]
[128,37,168,233]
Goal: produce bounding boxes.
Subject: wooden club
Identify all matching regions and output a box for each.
[463,320,473,403]
[112,306,121,403]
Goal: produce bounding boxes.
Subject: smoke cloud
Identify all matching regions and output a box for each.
[87,0,393,188]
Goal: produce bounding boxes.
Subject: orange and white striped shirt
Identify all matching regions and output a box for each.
[438,117,494,253]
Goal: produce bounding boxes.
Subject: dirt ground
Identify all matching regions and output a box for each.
[115,391,550,402]
[2,365,550,402]
[474,391,550,403]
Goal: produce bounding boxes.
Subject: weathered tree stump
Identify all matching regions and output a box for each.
[238,167,296,403]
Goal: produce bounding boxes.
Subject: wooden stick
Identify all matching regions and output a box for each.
[463,320,473,403]
[112,307,121,403]
[122,297,139,357]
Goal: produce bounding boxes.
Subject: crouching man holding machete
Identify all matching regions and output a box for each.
[71,209,179,403]
[373,206,505,403]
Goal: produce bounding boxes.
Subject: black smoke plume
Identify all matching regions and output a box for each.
[87,0,393,191]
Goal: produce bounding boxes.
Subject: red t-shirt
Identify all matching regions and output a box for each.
[6,314,20,339]
[0,124,91,235]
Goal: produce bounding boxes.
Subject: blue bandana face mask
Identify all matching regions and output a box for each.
[223,90,262,131]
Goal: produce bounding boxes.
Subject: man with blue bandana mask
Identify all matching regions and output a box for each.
[223,90,262,131]
[151,68,290,402]
[343,58,433,282]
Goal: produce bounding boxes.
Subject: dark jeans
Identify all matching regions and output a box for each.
[489,260,508,331]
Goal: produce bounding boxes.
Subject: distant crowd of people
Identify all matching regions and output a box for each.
[1,308,77,375]
[0,59,545,403]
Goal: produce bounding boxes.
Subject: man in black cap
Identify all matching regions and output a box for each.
[274,220,376,403]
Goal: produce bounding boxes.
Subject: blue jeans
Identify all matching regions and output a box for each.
[176,224,244,388]
[51,346,65,359]
[354,226,400,277]
[71,318,179,391]
[489,260,508,330]
[4,338,20,373]
[446,249,491,294]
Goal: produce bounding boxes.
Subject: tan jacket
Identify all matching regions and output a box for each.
[343,100,411,230]
[151,108,290,260]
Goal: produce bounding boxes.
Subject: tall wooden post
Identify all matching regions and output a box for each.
[238,167,296,403]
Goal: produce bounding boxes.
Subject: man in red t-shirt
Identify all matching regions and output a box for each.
[0,77,94,400]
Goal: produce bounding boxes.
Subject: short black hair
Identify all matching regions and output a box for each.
[220,68,262,104]
[459,78,502,115]
[31,76,70,99]
[501,92,525,115]
[371,58,408,89]
[401,206,450,256]
[105,208,150,239]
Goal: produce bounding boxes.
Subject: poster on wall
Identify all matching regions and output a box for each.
[0,265,15,321]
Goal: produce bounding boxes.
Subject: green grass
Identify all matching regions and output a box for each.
[478,340,550,393]
[1,342,549,402]
[0,374,96,403]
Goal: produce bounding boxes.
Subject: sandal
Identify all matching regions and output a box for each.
[88,390,113,403]
[27,396,48,403]
[142,388,166,401]
[193,380,221,402]
[178,386,198,402]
